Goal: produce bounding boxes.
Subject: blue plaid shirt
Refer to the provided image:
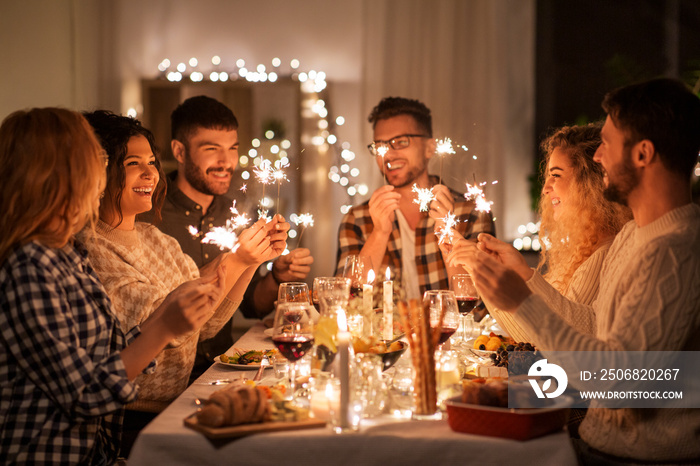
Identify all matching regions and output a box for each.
[0,241,144,465]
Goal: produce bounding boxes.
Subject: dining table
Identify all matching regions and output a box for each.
[128,322,578,466]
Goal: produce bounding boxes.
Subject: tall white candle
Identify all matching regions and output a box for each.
[337,311,350,429]
[383,267,393,341]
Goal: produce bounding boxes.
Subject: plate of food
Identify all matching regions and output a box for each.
[215,349,277,370]
[185,384,325,439]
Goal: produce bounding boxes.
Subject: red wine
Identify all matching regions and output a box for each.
[437,326,458,344]
[456,296,479,315]
[284,310,303,323]
[349,285,363,299]
[272,335,314,362]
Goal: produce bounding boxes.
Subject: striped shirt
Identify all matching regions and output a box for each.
[0,241,144,465]
[335,176,496,296]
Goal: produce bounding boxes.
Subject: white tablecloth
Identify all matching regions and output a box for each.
[128,323,578,466]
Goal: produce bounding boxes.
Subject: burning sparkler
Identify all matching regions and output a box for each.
[291,212,314,247]
[253,158,275,216]
[188,200,252,251]
[377,145,389,184]
[464,181,496,214]
[412,184,435,212]
[435,138,456,185]
[436,211,459,248]
[272,159,290,215]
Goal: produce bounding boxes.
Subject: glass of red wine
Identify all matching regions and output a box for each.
[271,302,316,402]
[422,290,460,350]
[278,282,311,305]
[342,255,374,299]
[450,274,480,348]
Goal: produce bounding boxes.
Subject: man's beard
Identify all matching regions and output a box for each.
[603,147,639,206]
[183,147,233,196]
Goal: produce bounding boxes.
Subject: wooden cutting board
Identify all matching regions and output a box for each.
[184,413,327,439]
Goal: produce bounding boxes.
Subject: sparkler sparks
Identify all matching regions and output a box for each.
[464,181,496,213]
[188,200,251,251]
[292,213,315,228]
[412,184,435,212]
[253,159,274,185]
[436,138,456,155]
[291,212,314,246]
[436,211,459,245]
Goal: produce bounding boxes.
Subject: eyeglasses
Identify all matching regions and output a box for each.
[367,134,430,156]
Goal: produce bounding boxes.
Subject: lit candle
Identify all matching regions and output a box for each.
[337,310,350,430]
[363,269,375,336]
[383,267,393,341]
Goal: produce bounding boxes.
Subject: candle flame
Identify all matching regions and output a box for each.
[385,266,391,281]
[367,268,375,284]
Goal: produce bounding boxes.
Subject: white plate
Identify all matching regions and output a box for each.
[466,339,496,357]
[214,361,272,370]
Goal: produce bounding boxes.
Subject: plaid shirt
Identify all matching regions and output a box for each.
[335,176,496,295]
[0,241,143,465]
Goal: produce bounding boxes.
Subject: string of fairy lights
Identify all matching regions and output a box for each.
[149,56,367,217]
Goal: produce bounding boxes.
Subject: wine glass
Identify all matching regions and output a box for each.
[422,290,460,350]
[451,274,480,347]
[278,281,311,305]
[271,301,316,402]
[342,255,374,299]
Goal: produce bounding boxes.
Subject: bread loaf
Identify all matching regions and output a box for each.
[196,386,271,427]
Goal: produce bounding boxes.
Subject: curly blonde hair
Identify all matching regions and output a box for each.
[537,123,632,292]
[0,108,106,263]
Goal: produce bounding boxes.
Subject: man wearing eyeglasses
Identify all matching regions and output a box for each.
[334,97,495,300]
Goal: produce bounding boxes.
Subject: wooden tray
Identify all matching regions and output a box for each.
[184,413,327,439]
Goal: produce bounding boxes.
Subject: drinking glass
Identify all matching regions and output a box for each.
[311,277,351,371]
[342,255,375,299]
[422,290,460,350]
[451,274,480,346]
[271,302,316,402]
[278,281,311,305]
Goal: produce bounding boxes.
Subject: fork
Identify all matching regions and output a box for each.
[253,355,270,382]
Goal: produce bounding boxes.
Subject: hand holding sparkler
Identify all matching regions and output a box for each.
[234,219,273,266]
[427,184,456,224]
[265,214,290,258]
[271,248,314,282]
[368,185,400,236]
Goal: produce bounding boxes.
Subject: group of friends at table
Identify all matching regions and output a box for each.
[1,77,699,465]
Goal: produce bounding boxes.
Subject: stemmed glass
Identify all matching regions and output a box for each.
[422,290,460,350]
[311,277,351,371]
[450,274,480,347]
[278,281,311,304]
[271,301,316,402]
[342,255,374,299]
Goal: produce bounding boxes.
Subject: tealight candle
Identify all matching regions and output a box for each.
[383,267,393,341]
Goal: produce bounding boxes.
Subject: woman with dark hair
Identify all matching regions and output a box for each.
[77,111,289,433]
[0,108,221,464]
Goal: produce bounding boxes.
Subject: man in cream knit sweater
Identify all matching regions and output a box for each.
[451,78,700,463]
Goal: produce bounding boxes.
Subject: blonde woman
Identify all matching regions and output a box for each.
[0,108,222,464]
[449,123,631,344]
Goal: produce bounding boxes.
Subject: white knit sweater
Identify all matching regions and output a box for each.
[514,203,700,461]
[79,221,238,406]
[491,239,611,344]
